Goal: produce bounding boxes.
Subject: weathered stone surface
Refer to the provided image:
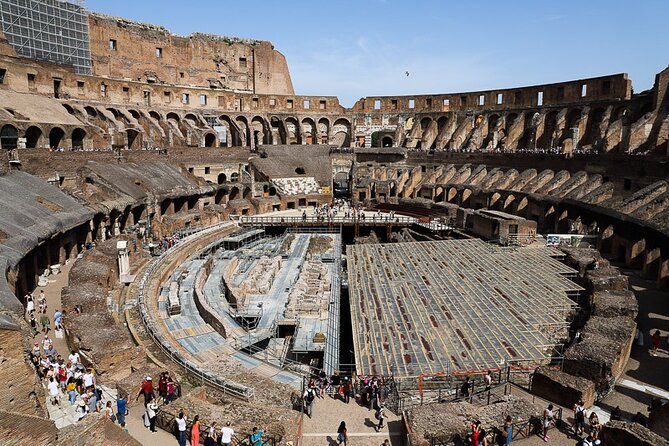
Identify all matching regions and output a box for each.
[600,420,669,446]
[530,366,596,408]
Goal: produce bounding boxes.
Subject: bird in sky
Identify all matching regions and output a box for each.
[405,71,410,76]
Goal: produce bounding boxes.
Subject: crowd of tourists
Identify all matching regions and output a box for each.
[302,200,397,223]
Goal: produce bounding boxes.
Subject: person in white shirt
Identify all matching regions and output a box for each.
[220,421,234,446]
[48,377,60,406]
[83,369,95,389]
[68,350,80,366]
[176,411,188,446]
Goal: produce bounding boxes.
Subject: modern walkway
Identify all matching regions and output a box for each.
[301,396,402,446]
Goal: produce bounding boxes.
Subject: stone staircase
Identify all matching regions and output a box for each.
[45,383,118,429]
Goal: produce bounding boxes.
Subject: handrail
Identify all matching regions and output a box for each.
[136,222,256,400]
[239,215,420,225]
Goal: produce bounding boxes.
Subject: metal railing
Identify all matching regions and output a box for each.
[136,222,256,400]
[239,215,419,225]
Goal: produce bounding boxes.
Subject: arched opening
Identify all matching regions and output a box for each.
[503,194,516,211]
[269,186,277,196]
[84,106,98,119]
[251,116,267,146]
[318,118,330,144]
[301,118,316,144]
[332,118,351,147]
[517,111,537,150]
[0,124,18,150]
[563,109,582,143]
[235,116,250,147]
[284,117,300,145]
[62,104,75,115]
[382,136,393,147]
[149,111,161,121]
[217,173,227,184]
[230,172,239,183]
[484,114,499,149]
[126,129,141,150]
[447,187,458,203]
[166,112,180,122]
[490,192,502,208]
[49,127,65,149]
[24,126,42,149]
[128,109,141,120]
[505,113,518,134]
[636,102,654,120]
[185,113,198,125]
[229,187,240,201]
[204,133,216,147]
[537,111,559,149]
[72,128,86,150]
[580,107,606,148]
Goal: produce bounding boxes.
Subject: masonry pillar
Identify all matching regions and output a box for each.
[626,238,646,269]
[598,225,614,255]
[117,240,130,283]
[643,248,662,280]
[658,257,669,291]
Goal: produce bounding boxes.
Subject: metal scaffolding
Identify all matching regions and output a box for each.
[347,239,582,378]
[0,0,92,74]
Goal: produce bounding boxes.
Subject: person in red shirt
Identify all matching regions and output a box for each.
[136,376,154,406]
[470,421,481,446]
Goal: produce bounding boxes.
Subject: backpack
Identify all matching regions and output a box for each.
[305,390,315,403]
[374,409,381,420]
[575,407,585,422]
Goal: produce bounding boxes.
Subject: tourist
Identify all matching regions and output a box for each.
[40,310,50,334]
[461,377,473,402]
[303,383,317,418]
[68,350,80,367]
[336,421,348,446]
[651,330,661,354]
[26,293,34,315]
[87,389,98,413]
[542,404,554,442]
[249,426,264,446]
[29,314,37,334]
[579,435,595,446]
[104,401,114,421]
[166,375,177,404]
[48,376,60,406]
[158,372,167,402]
[221,421,234,446]
[206,422,218,446]
[191,415,201,445]
[343,376,353,404]
[176,411,188,446]
[375,403,385,432]
[588,412,600,440]
[136,376,154,406]
[117,393,128,426]
[479,426,488,446]
[483,370,492,393]
[318,370,327,398]
[146,399,159,433]
[470,421,481,446]
[53,309,62,330]
[503,415,512,445]
[83,368,95,390]
[573,400,586,435]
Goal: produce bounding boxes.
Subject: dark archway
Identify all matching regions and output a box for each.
[149,111,161,121]
[72,128,86,150]
[49,127,65,149]
[24,126,42,149]
[126,129,141,150]
[204,133,216,147]
[382,136,393,147]
[217,173,227,184]
[0,124,18,150]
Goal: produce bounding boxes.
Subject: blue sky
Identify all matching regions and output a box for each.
[87,0,669,107]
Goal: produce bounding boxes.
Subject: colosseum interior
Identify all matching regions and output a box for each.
[0,1,668,445]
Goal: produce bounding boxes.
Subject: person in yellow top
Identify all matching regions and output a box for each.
[67,380,77,405]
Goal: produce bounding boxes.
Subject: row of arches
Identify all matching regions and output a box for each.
[0,124,86,150]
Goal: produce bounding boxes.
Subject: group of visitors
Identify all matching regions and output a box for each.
[25,290,62,337]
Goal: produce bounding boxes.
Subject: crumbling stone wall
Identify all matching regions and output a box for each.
[530,366,596,408]
[600,420,669,446]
